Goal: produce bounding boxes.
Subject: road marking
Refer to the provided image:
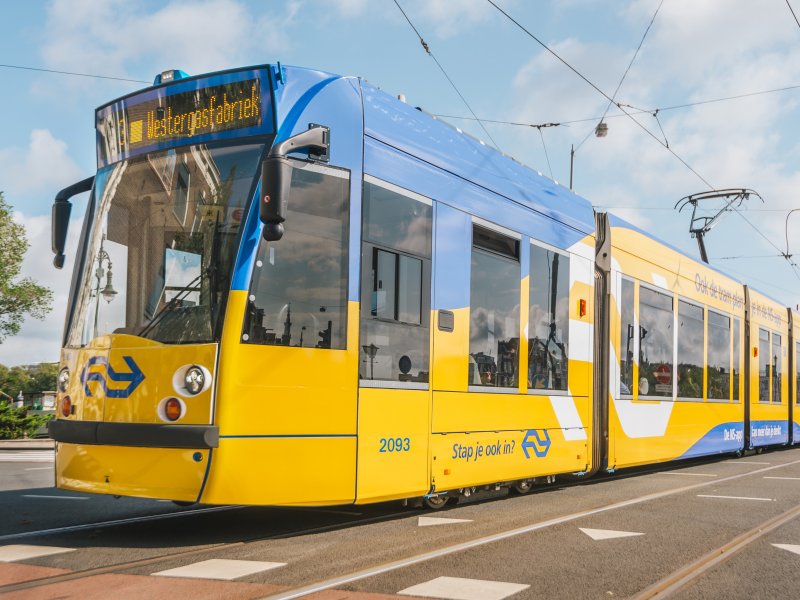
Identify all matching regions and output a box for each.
[772,543,800,556]
[580,528,644,540]
[764,476,800,481]
[418,517,473,527]
[658,472,717,477]
[153,559,285,580]
[24,467,52,471]
[0,545,74,562]
[262,458,800,600]
[725,460,771,465]
[697,494,774,501]
[0,451,54,463]
[22,495,88,501]
[399,576,529,600]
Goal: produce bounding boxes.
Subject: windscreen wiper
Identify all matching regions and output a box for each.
[138,271,206,338]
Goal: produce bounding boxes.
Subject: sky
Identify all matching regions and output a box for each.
[2,0,800,365]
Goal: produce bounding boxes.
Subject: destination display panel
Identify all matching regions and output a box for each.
[96,68,273,167]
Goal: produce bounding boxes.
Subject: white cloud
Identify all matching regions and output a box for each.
[0,129,82,198]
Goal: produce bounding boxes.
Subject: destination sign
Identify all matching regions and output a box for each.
[96,70,272,166]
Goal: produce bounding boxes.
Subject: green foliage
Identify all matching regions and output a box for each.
[0,362,58,396]
[0,399,52,439]
[0,191,53,342]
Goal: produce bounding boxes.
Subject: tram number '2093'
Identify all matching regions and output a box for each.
[379,437,411,453]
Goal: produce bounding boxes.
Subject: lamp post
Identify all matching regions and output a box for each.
[92,234,118,338]
[362,343,379,380]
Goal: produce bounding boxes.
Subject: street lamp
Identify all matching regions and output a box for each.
[362,343,379,380]
[92,234,117,338]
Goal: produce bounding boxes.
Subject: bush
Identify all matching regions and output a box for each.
[0,399,52,439]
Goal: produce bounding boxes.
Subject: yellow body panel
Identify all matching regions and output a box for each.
[57,443,208,502]
[200,437,356,505]
[431,427,588,490]
[432,307,469,392]
[355,388,431,503]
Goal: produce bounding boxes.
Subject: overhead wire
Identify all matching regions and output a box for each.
[391,0,501,150]
[786,0,800,29]
[0,63,148,84]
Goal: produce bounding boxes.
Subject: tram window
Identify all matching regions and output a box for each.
[758,328,770,403]
[772,332,782,404]
[677,300,704,400]
[639,287,673,398]
[732,318,741,402]
[619,278,635,396]
[795,341,800,405]
[707,310,731,401]
[528,244,570,391]
[469,226,520,389]
[244,166,349,349]
[360,181,431,384]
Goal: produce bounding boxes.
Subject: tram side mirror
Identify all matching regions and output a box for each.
[51,176,94,269]
[260,125,330,242]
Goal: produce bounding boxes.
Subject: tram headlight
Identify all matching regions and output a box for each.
[57,368,70,393]
[183,366,205,395]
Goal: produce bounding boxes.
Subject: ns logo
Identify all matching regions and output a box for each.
[80,356,145,398]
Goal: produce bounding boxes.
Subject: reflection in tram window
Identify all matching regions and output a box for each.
[707,310,731,401]
[359,181,431,383]
[772,332,782,404]
[677,300,704,400]
[796,341,800,405]
[528,244,570,391]
[469,226,520,389]
[244,166,350,349]
[639,287,673,398]
[733,318,741,402]
[619,278,635,396]
[759,328,770,403]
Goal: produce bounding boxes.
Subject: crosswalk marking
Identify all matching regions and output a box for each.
[153,558,286,580]
[399,576,529,600]
[0,451,54,463]
[0,544,74,562]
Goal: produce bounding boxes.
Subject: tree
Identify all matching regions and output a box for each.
[0,191,52,342]
[0,397,50,439]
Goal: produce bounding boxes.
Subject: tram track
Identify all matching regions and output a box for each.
[3,454,798,597]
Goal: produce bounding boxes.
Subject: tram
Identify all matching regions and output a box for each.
[48,64,798,507]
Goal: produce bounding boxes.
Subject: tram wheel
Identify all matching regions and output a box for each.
[512,480,533,495]
[423,494,450,510]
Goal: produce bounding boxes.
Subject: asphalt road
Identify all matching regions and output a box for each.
[1,447,799,599]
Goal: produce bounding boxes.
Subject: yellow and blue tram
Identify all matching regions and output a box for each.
[48,64,798,507]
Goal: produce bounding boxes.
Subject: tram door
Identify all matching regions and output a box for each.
[355,177,434,503]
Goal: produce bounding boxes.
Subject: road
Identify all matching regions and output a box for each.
[1,446,799,599]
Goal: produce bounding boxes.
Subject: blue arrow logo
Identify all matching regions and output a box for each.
[81,356,145,398]
[521,429,551,458]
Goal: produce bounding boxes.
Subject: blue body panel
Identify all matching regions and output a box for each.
[679,422,745,459]
[432,204,472,311]
[750,419,789,447]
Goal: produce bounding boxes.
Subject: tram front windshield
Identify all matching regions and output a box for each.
[66,142,264,347]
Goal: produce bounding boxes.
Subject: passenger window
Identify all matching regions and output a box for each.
[732,318,741,402]
[619,278,635,396]
[243,165,350,349]
[707,310,731,401]
[759,328,770,402]
[360,180,431,384]
[796,340,800,405]
[772,333,782,404]
[469,225,520,389]
[528,244,570,391]
[639,287,673,398]
[677,300,704,400]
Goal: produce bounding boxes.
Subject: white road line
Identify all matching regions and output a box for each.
[725,461,771,465]
[418,517,473,527]
[22,495,88,500]
[580,528,644,540]
[0,451,54,463]
[764,476,800,481]
[0,544,74,562]
[697,494,774,501]
[659,472,717,478]
[399,576,529,600]
[24,467,52,471]
[153,558,285,580]
[261,458,800,600]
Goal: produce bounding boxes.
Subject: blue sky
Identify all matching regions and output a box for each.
[2,0,800,365]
